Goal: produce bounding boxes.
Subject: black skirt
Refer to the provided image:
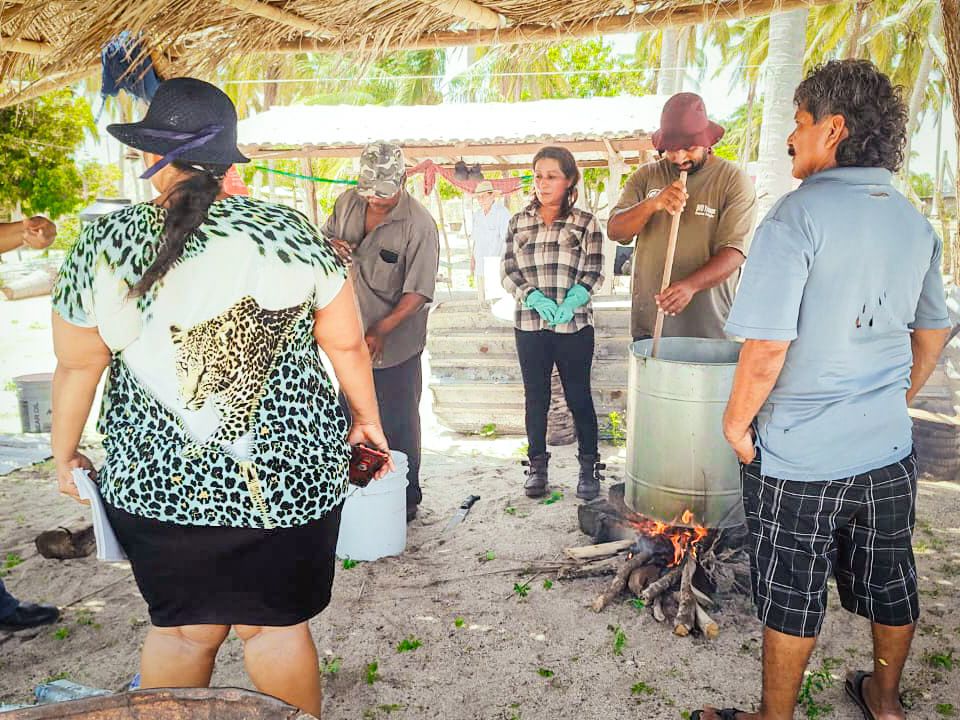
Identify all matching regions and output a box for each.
[105,501,343,628]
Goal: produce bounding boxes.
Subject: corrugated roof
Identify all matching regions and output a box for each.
[237,95,666,156]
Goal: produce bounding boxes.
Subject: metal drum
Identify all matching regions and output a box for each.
[625,337,744,528]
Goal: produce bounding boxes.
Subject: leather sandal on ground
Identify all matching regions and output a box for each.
[690,709,748,720]
[845,671,877,720]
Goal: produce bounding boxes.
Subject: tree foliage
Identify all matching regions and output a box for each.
[0,89,96,218]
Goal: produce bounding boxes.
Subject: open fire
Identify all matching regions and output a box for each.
[629,509,709,567]
[561,483,750,640]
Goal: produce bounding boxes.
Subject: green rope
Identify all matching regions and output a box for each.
[254,165,357,185]
[254,164,533,187]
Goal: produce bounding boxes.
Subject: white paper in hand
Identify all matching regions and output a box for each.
[72,469,128,562]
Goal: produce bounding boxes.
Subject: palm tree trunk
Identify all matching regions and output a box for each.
[740,79,758,169]
[263,59,281,110]
[755,8,809,219]
[674,27,690,92]
[657,28,679,95]
[843,0,872,59]
[940,0,960,280]
[902,7,942,181]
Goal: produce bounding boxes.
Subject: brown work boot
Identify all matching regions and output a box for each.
[576,454,605,500]
[521,452,550,498]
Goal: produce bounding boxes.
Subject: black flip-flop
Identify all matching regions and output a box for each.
[690,709,748,720]
[845,671,877,720]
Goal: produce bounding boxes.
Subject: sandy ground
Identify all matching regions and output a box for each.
[1,279,959,718]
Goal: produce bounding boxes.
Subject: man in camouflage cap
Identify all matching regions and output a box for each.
[356,142,406,199]
[323,141,440,523]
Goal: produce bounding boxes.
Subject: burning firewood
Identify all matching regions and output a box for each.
[566,491,753,640]
[651,595,666,622]
[627,565,659,596]
[695,603,720,639]
[639,565,681,604]
[591,550,653,612]
[673,553,698,636]
[557,556,621,580]
[563,539,633,561]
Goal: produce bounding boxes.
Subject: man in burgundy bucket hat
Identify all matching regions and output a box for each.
[608,92,757,342]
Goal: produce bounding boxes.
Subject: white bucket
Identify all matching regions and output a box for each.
[14,373,53,433]
[336,451,409,562]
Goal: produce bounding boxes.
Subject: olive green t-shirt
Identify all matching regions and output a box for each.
[613,156,757,339]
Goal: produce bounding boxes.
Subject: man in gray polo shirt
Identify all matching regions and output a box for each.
[695,61,951,720]
[323,142,440,522]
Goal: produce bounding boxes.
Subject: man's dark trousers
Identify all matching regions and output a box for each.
[0,579,19,620]
[373,352,423,510]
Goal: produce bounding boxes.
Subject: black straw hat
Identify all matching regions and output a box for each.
[107,77,249,179]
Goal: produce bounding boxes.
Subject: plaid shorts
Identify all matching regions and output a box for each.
[742,450,919,638]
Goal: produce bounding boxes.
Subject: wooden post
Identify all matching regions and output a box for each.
[300,158,319,225]
[267,160,277,203]
[601,144,627,295]
[432,183,454,295]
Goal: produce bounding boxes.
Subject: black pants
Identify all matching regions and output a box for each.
[376,353,423,508]
[514,327,598,457]
[340,352,423,508]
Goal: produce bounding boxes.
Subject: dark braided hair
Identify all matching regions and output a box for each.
[529,145,580,219]
[793,60,908,172]
[129,161,230,298]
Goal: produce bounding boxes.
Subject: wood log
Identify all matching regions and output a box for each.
[652,595,666,622]
[591,551,652,612]
[0,269,54,300]
[691,585,714,608]
[673,555,697,636]
[627,565,660,597]
[640,565,681,604]
[557,556,620,580]
[695,603,720,640]
[4,687,311,719]
[564,539,634,561]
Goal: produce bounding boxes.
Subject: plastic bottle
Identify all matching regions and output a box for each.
[34,680,110,704]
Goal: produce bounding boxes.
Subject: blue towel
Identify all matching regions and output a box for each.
[100,31,162,103]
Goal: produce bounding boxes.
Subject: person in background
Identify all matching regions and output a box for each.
[0,216,56,255]
[469,180,511,303]
[501,145,605,501]
[50,78,389,719]
[0,579,59,631]
[607,92,756,342]
[323,142,440,523]
[1,216,60,630]
[695,60,951,720]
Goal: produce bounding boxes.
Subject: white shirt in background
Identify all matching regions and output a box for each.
[471,202,511,277]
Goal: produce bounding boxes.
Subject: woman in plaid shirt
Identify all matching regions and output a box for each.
[501,146,606,500]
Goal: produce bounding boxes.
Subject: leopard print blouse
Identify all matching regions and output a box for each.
[52,196,351,529]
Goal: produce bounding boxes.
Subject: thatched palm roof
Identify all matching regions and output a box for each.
[1,0,830,106]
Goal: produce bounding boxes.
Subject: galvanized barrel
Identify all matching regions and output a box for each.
[625,337,744,528]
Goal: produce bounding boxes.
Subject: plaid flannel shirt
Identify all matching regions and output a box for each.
[501,205,605,333]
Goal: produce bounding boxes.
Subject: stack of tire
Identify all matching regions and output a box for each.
[912,325,960,480]
[912,402,960,480]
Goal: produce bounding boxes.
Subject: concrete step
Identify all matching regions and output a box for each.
[430,379,627,410]
[428,296,633,333]
[430,355,628,384]
[431,401,624,436]
[427,331,633,360]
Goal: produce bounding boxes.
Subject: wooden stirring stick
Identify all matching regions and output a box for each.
[651,169,688,358]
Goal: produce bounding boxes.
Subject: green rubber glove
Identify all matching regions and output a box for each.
[550,284,591,326]
[524,289,559,324]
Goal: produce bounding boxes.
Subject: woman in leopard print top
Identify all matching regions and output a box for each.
[50,78,388,718]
